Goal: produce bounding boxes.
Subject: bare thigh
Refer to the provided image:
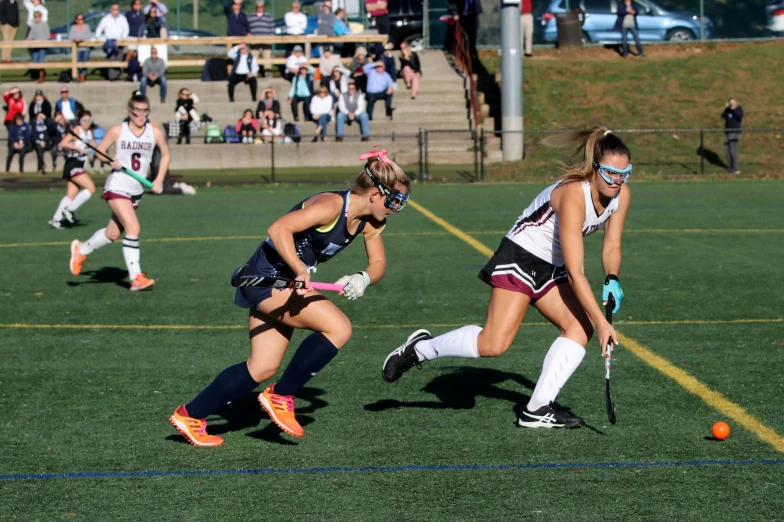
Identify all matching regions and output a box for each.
[477,287,532,357]
[533,282,594,347]
[70,174,96,194]
[247,308,295,382]
[107,198,140,238]
[257,288,352,349]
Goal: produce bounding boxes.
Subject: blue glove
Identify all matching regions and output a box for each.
[602,275,624,314]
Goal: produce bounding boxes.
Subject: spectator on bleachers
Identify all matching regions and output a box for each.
[398,40,421,99]
[257,87,281,119]
[336,82,369,142]
[224,0,249,36]
[0,0,21,64]
[55,87,83,125]
[27,10,48,83]
[316,0,334,56]
[318,45,342,87]
[3,86,26,128]
[228,43,259,102]
[126,49,142,81]
[22,0,45,28]
[236,109,259,143]
[328,65,350,102]
[363,60,395,120]
[31,111,52,175]
[260,109,283,143]
[285,1,307,36]
[126,0,144,37]
[141,46,167,102]
[5,113,30,176]
[349,46,369,93]
[96,4,129,60]
[333,7,349,35]
[28,88,51,120]
[248,0,274,75]
[377,42,396,81]
[175,87,198,144]
[284,44,308,81]
[287,65,313,122]
[69,13,91,83]
[365,0,388,38]
[309,86,333,142]
[143,0,167,18]
[140,4,167,37]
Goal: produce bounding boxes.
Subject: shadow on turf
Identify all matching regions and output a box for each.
[166,387,328,446]
[697,146,729,170]
[66,267,130,289]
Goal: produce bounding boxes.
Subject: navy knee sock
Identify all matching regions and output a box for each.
[274,332,339,396]
[186,362,259,419]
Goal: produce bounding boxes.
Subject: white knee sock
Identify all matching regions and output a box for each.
[52,196,72,221]
[67,189,92,213]
[79,228,113,256]
[415,325,482,361]
[527,337,586,411]
[122,236,141,279]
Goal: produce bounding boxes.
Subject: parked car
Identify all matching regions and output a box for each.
[535,0,714,44]
[48,11,219,54]
[767,0,784,36]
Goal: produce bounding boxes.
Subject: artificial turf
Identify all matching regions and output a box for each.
[1,180,783,520]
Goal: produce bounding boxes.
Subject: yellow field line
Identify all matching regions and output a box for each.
[409,199,784,454]
[620,333,784,452]
[1,228,782,249]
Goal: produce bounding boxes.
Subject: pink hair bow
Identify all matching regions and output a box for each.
[359,146,392,164]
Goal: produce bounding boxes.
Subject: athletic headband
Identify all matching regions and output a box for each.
[359,146,392,164]
[604,130,613,137]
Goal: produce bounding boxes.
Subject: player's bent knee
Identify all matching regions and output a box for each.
[246,359,278,383]
[565,323,593,347]
[324,315,352,349]
[477,330,513,357]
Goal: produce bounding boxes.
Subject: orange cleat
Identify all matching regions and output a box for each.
[70,240,86,276]
[130,273,155,292]
[259,384,304,438]
[168,405,224,447]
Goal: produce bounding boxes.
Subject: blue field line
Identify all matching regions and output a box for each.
[3,459,784,482]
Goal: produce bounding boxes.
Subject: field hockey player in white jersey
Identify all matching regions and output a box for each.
[69,94,170,292]
[48,111,96,229]
[383,125,632,429]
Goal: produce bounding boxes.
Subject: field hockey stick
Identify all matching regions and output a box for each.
[231,264,344,292]
[67,129,154,189]
[604,294,617,424]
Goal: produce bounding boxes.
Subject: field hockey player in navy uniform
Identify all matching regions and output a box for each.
[169,148,410,446]
[383,126,631,429]
[48,111,96,229]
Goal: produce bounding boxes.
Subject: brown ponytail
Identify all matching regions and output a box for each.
[542,125,631,183]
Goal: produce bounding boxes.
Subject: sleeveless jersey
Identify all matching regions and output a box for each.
[248,191,369,278]
[65,127,92,162]
[506,181,620,266]
[104,122,156,197]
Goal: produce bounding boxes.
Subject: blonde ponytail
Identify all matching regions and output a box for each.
[542,125,631,183]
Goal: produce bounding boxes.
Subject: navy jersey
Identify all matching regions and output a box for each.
[235,191,369,308]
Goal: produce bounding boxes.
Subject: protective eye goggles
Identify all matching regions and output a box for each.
[130,107,151,116]
[594,162,632,185]
[365,168,408,212]
[80,117,92,123]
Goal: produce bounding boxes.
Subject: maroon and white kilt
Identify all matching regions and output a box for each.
[478,237,568,299]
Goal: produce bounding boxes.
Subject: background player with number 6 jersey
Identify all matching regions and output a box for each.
[68,94,170,292]
[382,126,632,430]
[168,149,410,447]
[48,111,96,230]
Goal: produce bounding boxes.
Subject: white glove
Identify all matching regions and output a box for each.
[335,272,370,300]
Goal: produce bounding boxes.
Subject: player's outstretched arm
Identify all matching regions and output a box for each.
[361,219,387,284]
[152,126,170,194]
[601,183,631,313]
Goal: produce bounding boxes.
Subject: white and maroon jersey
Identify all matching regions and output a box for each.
[103,122,155,197]
[65,127,92,162]
[506,180,620,266]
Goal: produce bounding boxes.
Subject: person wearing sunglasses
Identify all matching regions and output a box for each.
[383,126,632,431]
[69,13,91,83]
[69,94,169,292]
[49,111,97,228]
[169,148,410,446]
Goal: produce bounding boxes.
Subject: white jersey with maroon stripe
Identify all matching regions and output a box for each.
[103,122,155,197]
[506,180,620,266]
[65,127,92,162]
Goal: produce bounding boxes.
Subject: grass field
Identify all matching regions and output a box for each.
[2,180,784,520]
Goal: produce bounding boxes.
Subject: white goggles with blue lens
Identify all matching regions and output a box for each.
[594,163,632,185]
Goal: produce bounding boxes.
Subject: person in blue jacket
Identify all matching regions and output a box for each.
[5,113,31,175]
